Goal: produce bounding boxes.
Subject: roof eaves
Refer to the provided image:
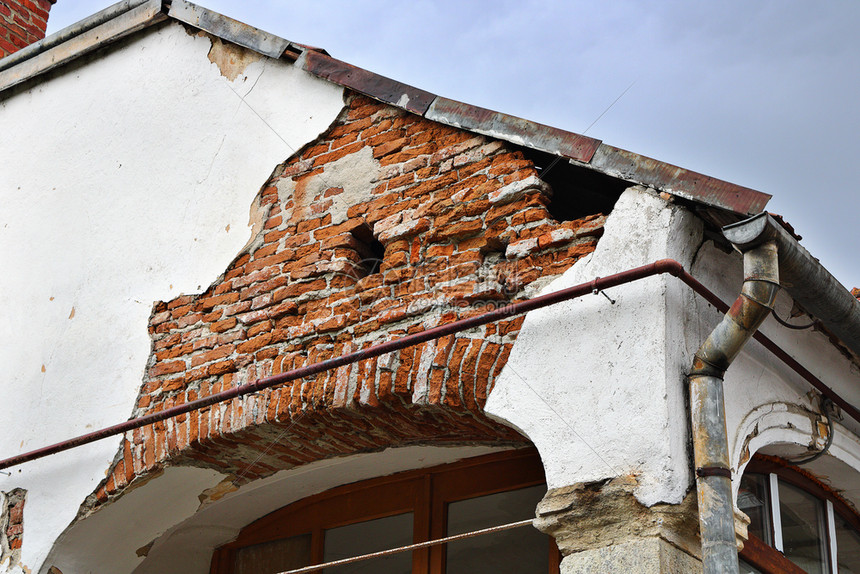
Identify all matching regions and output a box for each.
[0,0,304,93]
[0,0,166,93]
[299,50,768,215]
[0,1,771,217]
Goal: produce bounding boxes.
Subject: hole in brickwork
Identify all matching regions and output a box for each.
[522,148,629,222]
[351,223,385,276]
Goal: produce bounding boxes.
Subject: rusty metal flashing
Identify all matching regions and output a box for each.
[0,1,774,217]
[589,144,772,216]
[426,96,603,164]
[0,0,151,72]
[301,50,436,116]
[168,0,292,59]
[0,0,165,93]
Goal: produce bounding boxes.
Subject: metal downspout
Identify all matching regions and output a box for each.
[690,241,780,574]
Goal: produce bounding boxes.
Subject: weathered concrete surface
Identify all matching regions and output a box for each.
[486,186,704,506]
[536,476,701,561]
[559,538,702,574]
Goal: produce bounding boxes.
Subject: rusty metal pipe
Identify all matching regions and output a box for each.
[0,260,677,471]
[689,242,780,574]
[2,258,858,475]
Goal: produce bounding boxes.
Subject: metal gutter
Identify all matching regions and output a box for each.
[2,259,858,472]
[0,0,165,93]
[688,212,860,573]
[724,212,860,359]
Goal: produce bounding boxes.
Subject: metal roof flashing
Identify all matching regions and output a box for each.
[0,0,772,219]
[0,0,165,93]
[167,0,292,59]
[0,0,298,93]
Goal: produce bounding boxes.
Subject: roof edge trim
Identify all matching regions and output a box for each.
[301,50,436,116]
[0,0,152,73]
[426,96,602,164]
[0,1,772,217]
[0,0,165,93]
[168,0,291,59]
[589,144,771,215]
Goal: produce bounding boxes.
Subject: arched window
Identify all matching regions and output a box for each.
[210,449,560,574]
[738,456,860,574]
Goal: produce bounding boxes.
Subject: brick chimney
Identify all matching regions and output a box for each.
[0,0,56,59]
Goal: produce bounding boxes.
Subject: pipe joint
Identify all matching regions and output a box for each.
[740,281,780,310]
[689,239,779,573]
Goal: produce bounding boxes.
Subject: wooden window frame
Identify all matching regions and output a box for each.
[739,456,860,574]
[210,448,560,574]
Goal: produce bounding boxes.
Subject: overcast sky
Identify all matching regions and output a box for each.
[47,1,860,288]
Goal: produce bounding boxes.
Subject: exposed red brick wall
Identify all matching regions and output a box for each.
[1,488,26,564]
[91,94,608,507]
[0,0,54,58]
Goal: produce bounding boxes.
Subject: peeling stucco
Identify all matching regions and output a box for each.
[0,20,345,573]
[205,35,262,82]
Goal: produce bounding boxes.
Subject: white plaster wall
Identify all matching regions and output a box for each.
[486,187,703,507]
[0,22,345,573]
[689,242,860,510]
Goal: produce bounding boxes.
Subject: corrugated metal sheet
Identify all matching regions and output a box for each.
[302,51,436,116]
[426,96,602,164]
[168,0,291,59]
[589,144,771,215]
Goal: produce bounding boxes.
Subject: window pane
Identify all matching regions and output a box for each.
[323,512,413,573]
[835,511,860,573]
[739,558,763,574]
[446,484,548,574]
[738,473,772,545]
[234,534,312,574]
[779,481,829,574]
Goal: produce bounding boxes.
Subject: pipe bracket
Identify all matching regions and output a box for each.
[696,466,732,479]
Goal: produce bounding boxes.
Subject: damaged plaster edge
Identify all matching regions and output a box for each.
[96,77,350,512]
[137,445,515,569]
[41,467,226,574]
[535,475,702,561]
[0,488,27,570]
[168,0,291,59]
[485,187,698,508]
[732,404,860,502]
